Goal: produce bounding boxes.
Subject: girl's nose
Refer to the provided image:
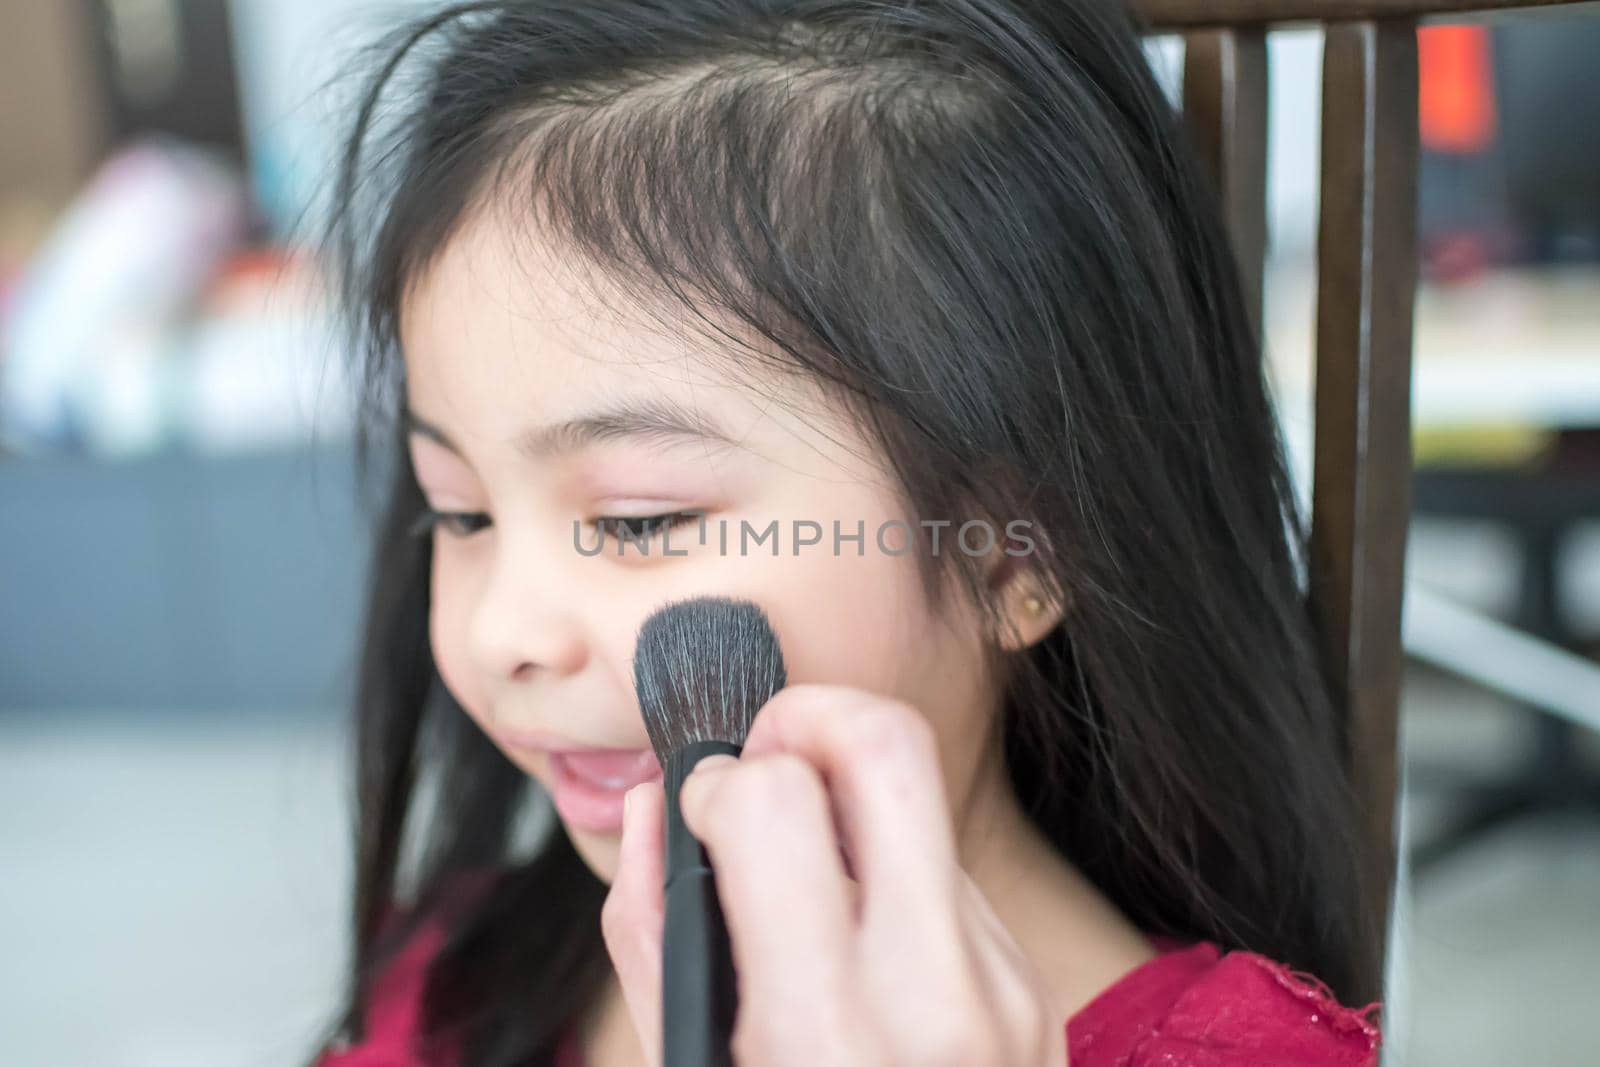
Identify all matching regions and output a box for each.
[466,539,589,683]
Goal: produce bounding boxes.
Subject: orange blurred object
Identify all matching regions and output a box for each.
[1418,25,1497,153]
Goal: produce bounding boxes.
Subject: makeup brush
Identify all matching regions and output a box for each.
[633,596,787,1067]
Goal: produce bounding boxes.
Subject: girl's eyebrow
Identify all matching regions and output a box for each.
[402,396,744,459]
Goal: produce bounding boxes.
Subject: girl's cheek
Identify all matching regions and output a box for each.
[749,540,920,693]
[428,551,492,727]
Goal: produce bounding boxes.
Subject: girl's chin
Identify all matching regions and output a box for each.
[562,821,622,885]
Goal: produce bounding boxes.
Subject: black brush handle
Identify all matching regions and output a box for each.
[662,739,741,1067]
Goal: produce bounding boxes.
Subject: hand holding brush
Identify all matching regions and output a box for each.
[605,597,1064,1067]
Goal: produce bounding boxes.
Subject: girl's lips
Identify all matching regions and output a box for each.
[554,747,662,788]
[543,747,663,835]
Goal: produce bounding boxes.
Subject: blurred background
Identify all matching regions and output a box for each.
[1,2,1597,1064]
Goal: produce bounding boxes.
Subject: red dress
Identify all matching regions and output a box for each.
[315,909,1382,1067]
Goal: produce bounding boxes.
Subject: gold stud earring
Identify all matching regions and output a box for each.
[1022,594,1045,617]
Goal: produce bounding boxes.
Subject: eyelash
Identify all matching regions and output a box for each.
[407,508,491,540]
[597,512,703,543]
[407,508,702,543]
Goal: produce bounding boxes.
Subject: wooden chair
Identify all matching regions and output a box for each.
[1128,0,1598,1006]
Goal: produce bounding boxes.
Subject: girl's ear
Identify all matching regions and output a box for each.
[983,550,1067,653]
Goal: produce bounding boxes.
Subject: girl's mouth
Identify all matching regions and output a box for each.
[544,747,663,834]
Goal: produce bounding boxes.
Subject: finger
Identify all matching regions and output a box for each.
[600,780,666,1067]
[678,753,857,1048]
[739,685,962,926]
[693,753,863,889]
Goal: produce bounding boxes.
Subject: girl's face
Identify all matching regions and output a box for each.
[399,201,1041,883]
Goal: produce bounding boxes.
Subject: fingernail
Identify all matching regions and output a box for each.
[690,754,736,776]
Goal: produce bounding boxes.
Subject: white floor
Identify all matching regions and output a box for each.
[0,711,351,1067]
[1388,672,1600,1067]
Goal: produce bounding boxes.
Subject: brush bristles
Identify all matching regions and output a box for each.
[633,596,787,763]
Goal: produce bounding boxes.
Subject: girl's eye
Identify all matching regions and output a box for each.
[406,508,702,544]
[594,511,702,544]
[408,508,492,540]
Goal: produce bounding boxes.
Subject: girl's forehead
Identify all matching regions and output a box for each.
[403,213,732,404]
[398,206,873,473]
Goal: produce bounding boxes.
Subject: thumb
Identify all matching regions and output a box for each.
[600,779,666,1067]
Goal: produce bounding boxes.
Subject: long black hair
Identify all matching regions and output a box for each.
[318,2,1378,1063]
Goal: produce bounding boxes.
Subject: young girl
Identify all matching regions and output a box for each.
[312,1,1386,1064]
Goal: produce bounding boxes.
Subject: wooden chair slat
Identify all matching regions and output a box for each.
[1309,17,1420,1005]
[1136,0,1596,31]
[1182,28,1269,343]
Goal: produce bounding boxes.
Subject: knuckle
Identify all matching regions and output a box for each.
[598,887,629,949]
[729,755,822,821]
[758,683,837,737]
[846,702,935,766]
